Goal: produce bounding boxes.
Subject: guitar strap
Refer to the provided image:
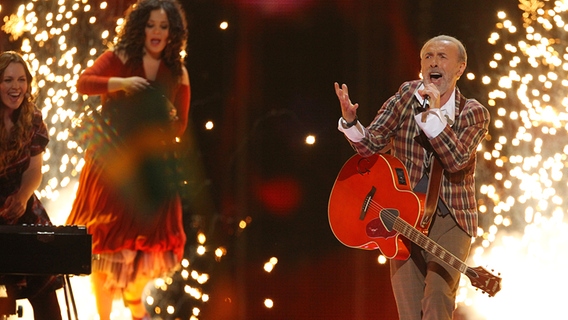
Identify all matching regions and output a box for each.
[419,156,443,228]
[415,94,467,229]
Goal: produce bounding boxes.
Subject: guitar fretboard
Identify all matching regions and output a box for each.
[393,218,467,274]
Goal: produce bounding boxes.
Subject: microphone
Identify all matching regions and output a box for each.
[421,95,429,123]
[422,95,429,108]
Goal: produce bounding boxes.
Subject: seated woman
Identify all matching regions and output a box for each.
[0,51,63,319]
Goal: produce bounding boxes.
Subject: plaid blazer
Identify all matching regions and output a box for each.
[349,80,490,237]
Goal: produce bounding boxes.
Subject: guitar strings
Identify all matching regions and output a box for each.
[365,197,469,273]
[365,197,398,232]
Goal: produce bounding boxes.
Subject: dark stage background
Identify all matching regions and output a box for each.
[0,0,520,319]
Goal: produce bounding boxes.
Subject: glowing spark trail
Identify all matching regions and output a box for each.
[459,1,568,318]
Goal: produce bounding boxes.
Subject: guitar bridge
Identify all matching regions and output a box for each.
[359,186,376,220]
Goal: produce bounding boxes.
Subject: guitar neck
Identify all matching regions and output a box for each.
[394,218,468,274]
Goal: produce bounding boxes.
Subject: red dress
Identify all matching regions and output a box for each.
[66,51,190,287]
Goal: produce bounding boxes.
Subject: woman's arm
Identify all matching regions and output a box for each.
[78,51,149,95]
[0,154,43,224]
[173,66,191,136]
[107,76,150,94]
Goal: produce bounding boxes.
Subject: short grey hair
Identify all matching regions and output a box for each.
[420,35,467,64]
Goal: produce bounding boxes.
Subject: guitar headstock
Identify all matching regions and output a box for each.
[465,266,502,297]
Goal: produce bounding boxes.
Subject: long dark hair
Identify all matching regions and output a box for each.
[0,51,37,173]
[115,0,188,78]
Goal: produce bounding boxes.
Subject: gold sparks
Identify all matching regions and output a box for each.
[1,5,32,40]
[461,2,568,318]
[519,0,545,27]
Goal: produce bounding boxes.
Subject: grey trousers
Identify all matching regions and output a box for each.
[389,212,471,320]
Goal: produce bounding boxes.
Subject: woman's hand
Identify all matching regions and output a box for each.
[121,76,150,94]
[0,154,44,224]
[0,193,27,224]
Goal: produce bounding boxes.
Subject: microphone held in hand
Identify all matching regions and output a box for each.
[421,95,429,123]
[422,95,429,108]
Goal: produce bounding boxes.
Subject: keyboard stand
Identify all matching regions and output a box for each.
[63,275,79,320]
[0,275,80,320]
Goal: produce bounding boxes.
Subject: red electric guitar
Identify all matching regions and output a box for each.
[328,153,502,297]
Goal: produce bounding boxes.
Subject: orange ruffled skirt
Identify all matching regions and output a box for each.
[66,149,186,290]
